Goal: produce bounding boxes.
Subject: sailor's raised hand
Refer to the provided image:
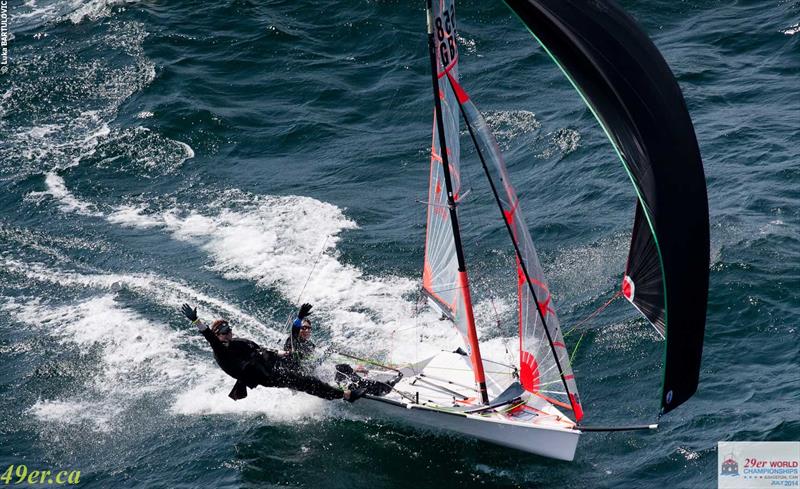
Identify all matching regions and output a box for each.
[298,303,313,319]
[181,303,198,322]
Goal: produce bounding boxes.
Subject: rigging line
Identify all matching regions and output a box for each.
[535,379,570,388]
[428,284,467,294]
[454,350,518,371]
[391,322,427,335]
[488,288,518,370]
[332,350,407,375]
[451,86,577,410]
[426,366,514,376]
[416,188,474,208]
[569,331,587,365]
[563,290,623,337]
[294,234,330,307]
[574,424,659,432]
[418,373,480,393]
[411,377,471,399]
[282,235,330,335]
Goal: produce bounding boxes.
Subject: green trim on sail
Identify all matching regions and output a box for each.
[502,2,671,396]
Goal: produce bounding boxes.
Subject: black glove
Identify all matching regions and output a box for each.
[181,303,198,322]
[298,303,313,320]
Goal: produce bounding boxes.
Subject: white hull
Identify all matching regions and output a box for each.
[358,396,581,461]
[348,351,581,461]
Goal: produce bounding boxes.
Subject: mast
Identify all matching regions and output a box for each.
[425,1,489,404]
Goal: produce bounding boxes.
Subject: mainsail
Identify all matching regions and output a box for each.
[446,74,583,421]
[422,0,489,403]
[504,0,710,415]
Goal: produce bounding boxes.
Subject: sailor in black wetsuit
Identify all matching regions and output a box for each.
[283,303,317,373]
[181,303,363,402]
[282,303,393,396]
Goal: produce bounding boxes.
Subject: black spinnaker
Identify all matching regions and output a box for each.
[503,0,710,415]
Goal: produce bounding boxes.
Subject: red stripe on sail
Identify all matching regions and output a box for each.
[532,392,573,410]
[445,72,470,104]
[538,295,555,317]
[520,350,540,393]
[570,393,584,421]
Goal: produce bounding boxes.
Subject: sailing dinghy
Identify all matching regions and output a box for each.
[355,0,709,462]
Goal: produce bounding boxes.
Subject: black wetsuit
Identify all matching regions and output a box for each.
[200,328,343,401]
[281,332,391,396]
[283,334,316,373]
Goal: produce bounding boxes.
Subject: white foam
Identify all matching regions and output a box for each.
[171,382,331,420]
[538,128,581,159]
[5,293,336,427]
[23,124,61,139]
[106,191,463,363]
[483,110,541,149]
[1,19,164,182]
[105,204,163,228]
[26,172,103,216]
[457,34,477,55]
[0,257,276,343]
[14,181,547,424]
[0,90,9,120]
[759,219,787,235]
[67,0,141,24]
[175,140,195,161]
[783,23,800,36]
[676,446,700,461]
[29,400,121,432]
[87,126,194,175]
[15,0,64,30]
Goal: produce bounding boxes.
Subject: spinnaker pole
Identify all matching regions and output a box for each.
[425,1,489,404]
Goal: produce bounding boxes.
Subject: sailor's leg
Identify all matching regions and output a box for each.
[334,364,390,395]
[335,364,356,385]
[246,354,345,400]
[242,351,281,388]
[276,370,345,400]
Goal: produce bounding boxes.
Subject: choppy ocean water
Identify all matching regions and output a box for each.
[0,0,798,487]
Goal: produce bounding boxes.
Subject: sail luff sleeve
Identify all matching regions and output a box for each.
[447,74,583,421]
[504,0,709,414]
[424,0,489,404]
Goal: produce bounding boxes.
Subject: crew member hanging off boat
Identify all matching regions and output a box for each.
[180,303,366,402]
[283,303,316,372]
[281,302,395,396]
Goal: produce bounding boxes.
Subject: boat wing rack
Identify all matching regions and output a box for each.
[456,382,526,414]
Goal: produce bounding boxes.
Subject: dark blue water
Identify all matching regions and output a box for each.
[1,1,798,487]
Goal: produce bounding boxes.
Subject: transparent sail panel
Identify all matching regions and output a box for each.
[447,74,583,420]
[423,0,471,343]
